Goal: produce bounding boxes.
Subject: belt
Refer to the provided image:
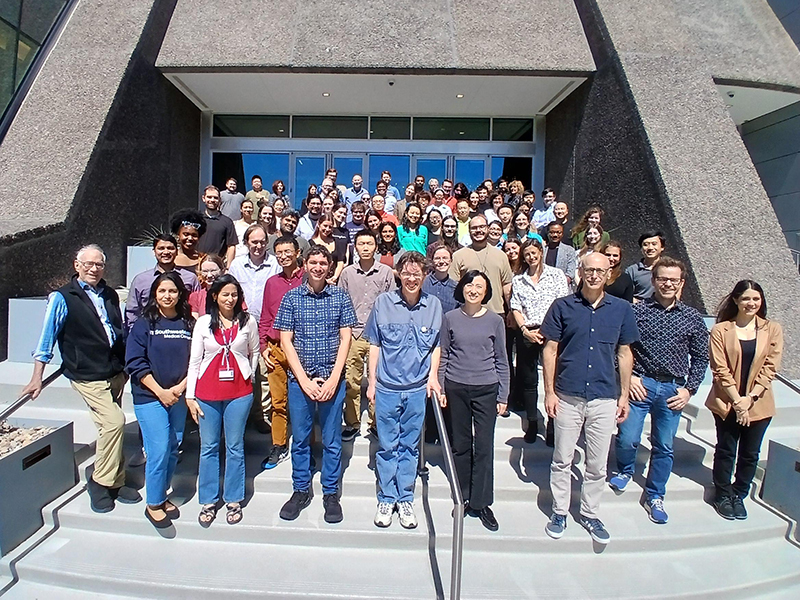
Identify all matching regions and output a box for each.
[641,373,686,385]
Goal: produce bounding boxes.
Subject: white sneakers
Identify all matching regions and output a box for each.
[374,502,394,527]
[397,501,418,529]
[374,501,418,529]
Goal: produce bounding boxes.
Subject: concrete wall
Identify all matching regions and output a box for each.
[0,0,201,361]
[544,0,800,375]
[742,101,800,252]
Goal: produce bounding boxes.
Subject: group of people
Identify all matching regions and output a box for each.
[21,170,784,546]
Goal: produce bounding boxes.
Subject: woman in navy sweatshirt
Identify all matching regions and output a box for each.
[125,271,194,528]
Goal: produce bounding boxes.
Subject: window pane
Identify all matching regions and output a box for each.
[455,159,486,192]
[294,155,326,206]
[15,33,37,86]
[20,0,66,44]
[242,153,290,203]
[292,116,368,139]
[414,158,447,187]
[0,20,16,114]
[333,156,364,188]
[414,117,489,141]
[0,0,21,27]
[370,117,410,139]
[213,115,289,137]
[491,157,533,190]
[368,155,410,195]
[493,118,533,141]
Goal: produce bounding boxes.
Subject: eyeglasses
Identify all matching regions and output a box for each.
[399,272,423,281]
[78,260,105,270]
[655,276,683,285]
[582,267,608,276]
[469,225,488,231]
[201,268,221,275]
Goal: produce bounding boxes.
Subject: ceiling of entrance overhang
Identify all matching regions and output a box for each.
[164,72,585,116]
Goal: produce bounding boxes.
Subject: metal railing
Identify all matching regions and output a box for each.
[0,367,64,422]
[790,248,800,272]
[776,373,800,396]
[418,391,463,600]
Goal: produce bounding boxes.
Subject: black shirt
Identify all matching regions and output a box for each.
[605,273,635,302]
[544,245,558,267]
[739,338,756,396]
[196,212,237,256]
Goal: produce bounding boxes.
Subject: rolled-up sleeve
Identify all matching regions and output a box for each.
[32,292,68,363]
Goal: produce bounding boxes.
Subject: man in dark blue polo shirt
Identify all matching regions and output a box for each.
[540,252,639,545]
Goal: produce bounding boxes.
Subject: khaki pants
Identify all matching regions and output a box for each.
[251,355,272,426]
[71,372,127,488]
[265,341,289,447]
[344,336,374,429]
[549,393,617,519]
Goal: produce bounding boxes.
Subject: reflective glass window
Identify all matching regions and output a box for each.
[294,155,326,206]
[292,116,368,139]
[414,158,447,187]
[333,156,364,188]
[455,158,487,192]
[491,157,533,190]
[414,117,490,141]
[213,115,289,137]
[492,118,533,141]
[368,155,410,194]
[370,117,411,139]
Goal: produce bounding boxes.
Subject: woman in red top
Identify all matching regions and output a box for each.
[186,275,260,527]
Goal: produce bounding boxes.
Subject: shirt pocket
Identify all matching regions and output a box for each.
[415,327,439,355]
[379,323,406,345]
[595,325,619,346]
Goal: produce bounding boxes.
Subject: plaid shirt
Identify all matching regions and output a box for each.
[274,283,357,380]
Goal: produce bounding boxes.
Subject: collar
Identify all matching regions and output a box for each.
[641,296,683,312]
[76,276,105,294]
[244,254,276,270]
[279,266,304,282]
[301,281,331,297]
[391,289,429,309]
[355,260,381,275]
[427,273,452,286]
[572,290,611,308]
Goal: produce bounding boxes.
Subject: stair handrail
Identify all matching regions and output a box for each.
[775,373,800,397]
[427,390,463,600]
[0,366,65,422]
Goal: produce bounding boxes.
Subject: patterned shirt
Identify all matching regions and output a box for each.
[422,273,459,314]
[274,283,357,380]
[631,298,710,394]
[510,265,570,327]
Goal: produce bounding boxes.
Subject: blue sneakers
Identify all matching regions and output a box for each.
[579,515,611,544]
[608,472,632,492]
[545,513,567,539]
[646,497,669,524]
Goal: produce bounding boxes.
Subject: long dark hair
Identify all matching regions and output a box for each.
[402,201,423,232]
[377,222,401,255]
[716,280,768,323]
[206,274,249,331]
[142,272,195,329]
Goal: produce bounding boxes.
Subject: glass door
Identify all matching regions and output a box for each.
[454,156,489,192]
[333,155,365,190]
[293,154,326,208]
[412,156,448,189]
[367,154,411,196]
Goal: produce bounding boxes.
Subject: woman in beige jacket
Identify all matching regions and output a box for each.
[706,280,783,521]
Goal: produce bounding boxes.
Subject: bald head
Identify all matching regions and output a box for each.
[579,252,611,290]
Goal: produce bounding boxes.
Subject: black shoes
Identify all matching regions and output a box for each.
[323,494,343,523]
[468,506,499,531]
[341,427,359,442]
[280,489,312,521]
[111,485,142,504]
[713,496,736,520]
[732,496,748,520]
[523,420,538,444]
[87,478,114,513]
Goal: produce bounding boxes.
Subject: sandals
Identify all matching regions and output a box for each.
[198,504,217,528]
[226,503,243,525]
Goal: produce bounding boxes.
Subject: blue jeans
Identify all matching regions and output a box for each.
[196,394,253,505]
[288,379,345,495]
[133,397,187,506]
[375,384,426,504]
[615,377,683,499]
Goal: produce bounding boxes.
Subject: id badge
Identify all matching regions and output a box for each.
[219,369,234,381]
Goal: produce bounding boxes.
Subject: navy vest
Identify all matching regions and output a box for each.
[56,276,125,381]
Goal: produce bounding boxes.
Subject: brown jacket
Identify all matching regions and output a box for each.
[705,317,783,421]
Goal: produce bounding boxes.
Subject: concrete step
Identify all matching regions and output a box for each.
[7,530,437,600]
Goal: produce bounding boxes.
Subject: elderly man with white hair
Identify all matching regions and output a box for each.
[22,244,141,513]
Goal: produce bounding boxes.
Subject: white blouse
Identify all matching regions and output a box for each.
[510,265,570,327]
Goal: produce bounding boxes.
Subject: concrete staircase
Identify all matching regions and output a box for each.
[1,362,800,599]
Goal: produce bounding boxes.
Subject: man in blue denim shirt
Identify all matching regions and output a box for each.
[274,245,357,524]
[364,251,443,530]
[609,257,709,524]
[540,252,639,546]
